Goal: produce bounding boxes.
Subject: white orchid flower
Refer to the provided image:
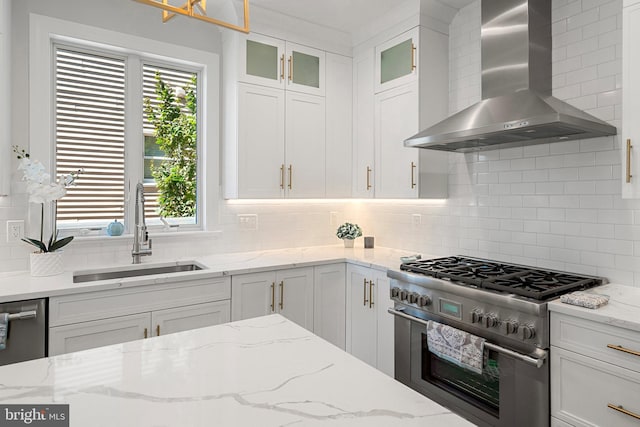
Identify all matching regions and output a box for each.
[18,158,50,184]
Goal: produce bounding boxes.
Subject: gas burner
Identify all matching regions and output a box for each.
[400,256,605,301]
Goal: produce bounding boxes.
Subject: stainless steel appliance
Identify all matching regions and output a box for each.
[0,298,47,366]
[387,256,606,427]
[403,0,616,152]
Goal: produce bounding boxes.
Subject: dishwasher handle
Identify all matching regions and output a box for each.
[7,310,37,321]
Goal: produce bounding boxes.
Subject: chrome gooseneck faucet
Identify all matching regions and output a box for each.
[132,182,152,264]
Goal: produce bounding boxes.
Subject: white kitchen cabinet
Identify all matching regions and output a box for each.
[346,264,394,376]
[50,313,150,355]
[239,34,325,96]
[0,0,10,197]
[375,27,418,94]
[374,83,420,198]
[231,267,314,330]
[49,277,231,355]
[313,263,346,349]
[352,49,375,198]
[551,312,640,426]
[352,25,449,199]
[237,83,285,198]
[622,1,640,198]
[325,53,353,198]
[285,91,326,198]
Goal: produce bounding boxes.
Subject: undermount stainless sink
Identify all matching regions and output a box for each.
[73,263,204,283]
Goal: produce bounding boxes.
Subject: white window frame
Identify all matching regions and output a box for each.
[29,13,219,238]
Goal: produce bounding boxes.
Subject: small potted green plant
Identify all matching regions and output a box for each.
[336,222,362,248]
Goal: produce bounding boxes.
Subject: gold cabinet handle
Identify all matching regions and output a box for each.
[607,344,640,357]
[608,404,640,420]
[626,139,633,183]
[288,165,293,190]
[369,280,375,309]
[280,54,285,81]
[411,43,416,71]
[279,281,284,310]
[156,325,160,336]
[366,166,372,190]
[288,55,293,82]
[270,282,275,312]
[280,164,285,189]
[411,161,417,189]
[144,328,148,339]
[363,278,368,306]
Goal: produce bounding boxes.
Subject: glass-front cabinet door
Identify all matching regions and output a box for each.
[375,27,418,93]
[285,42,325,96]
[239,33,286,90]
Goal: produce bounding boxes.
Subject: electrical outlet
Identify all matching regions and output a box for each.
[238,214,258,230]
[329,212,338,226]
[411,214,421,228]
[6,220,25,243]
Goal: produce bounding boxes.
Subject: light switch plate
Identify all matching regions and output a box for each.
[238,214,258,230]
[6,220,25,243]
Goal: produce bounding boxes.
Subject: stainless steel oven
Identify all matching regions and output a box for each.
[391,307,548,427]
[387,256,605,427]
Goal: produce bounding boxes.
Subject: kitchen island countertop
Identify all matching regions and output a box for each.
[0,314,473,426]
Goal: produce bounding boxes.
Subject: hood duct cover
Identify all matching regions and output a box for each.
[405,0,616,152]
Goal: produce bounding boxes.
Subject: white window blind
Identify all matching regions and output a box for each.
[54,47,126,223]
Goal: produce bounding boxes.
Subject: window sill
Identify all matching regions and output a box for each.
[72,230,222,243]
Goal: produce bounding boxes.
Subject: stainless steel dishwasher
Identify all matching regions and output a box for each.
[0,298,47,366]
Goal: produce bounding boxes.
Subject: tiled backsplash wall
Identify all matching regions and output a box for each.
[2,0,639,287]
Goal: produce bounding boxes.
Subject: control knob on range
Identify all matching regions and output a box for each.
[417,295,432,307]
[470,309,483,324]
[500,320,519,335]
[399,289,409,301]
[520,325,536,340]
[409,292,420,304]
[390,287,401,299]
[483,313,499,328]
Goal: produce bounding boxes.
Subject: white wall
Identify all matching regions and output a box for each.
[2,0,639,289]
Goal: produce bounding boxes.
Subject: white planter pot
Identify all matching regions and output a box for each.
[30,251,64,277]
[343,239,354,248]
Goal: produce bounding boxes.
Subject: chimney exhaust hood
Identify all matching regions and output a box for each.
[404,0,616,153]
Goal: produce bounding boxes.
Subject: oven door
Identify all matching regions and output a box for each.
[390,308,549,427]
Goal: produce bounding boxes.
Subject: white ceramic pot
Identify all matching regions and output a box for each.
[343,239,355,248]
[30,251,64,277]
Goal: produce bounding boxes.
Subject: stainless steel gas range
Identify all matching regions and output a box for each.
[387,256,606,427]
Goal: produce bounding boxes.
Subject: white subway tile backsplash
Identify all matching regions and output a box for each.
[549,167,579,181]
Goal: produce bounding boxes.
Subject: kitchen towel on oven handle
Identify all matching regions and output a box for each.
[0,313,8,350]
[426,320,485,374]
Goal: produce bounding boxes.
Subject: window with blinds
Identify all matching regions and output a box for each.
[142,64,198,223]
[54,45,199,229]
[54,48,126,224]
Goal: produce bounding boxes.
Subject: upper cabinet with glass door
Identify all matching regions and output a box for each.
[374,28,418,93]
[239,33,325,96]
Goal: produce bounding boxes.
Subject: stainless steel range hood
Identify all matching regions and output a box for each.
[405,0,616,153]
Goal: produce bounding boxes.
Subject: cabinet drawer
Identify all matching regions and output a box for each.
[551,347,640,427]
[551,313,640,372]
[50,277,231,326]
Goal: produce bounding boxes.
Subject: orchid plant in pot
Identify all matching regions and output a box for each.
[336,222,362,248]
[14,146,82,276]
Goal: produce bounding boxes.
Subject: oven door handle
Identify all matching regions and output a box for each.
[387,308,547,369]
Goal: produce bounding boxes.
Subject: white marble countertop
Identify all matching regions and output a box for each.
[0,314,473,427]
[0,245,428,303]
[548,284,640,333]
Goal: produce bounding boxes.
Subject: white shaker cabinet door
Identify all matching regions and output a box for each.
[352,49,376,198]
[151,301,231,337]
[313,264,346,349]
[231,271,277,321]
[276,267,314,331]
[374,83,419,199]
[346,265,378,369]
[237,83,286,198]
[622,2,640,198]
[49,313,151,356]
[285,91,326,198]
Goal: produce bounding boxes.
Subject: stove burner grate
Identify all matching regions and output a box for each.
[400,256,604,300]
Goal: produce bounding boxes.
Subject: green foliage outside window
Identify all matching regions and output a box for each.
[144,72,197,218]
